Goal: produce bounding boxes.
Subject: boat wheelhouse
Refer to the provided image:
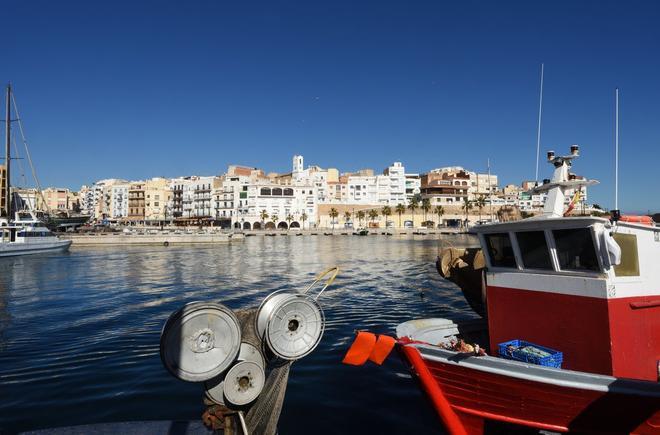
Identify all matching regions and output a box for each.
[396,146,660,434]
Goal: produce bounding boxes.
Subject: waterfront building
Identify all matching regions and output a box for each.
[79,185,94,216]
[421,168,471,206]
[40,188,80,214]
[128,181,146,223]
[405,173,421,201]
[144,177,173,223]
[240,180,317,230]
[111,184,129,219]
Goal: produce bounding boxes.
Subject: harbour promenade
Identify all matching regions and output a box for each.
[61,227,469,245]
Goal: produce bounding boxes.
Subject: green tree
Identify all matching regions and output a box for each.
[476,195,486,222]
[271,214,278,229]
[300,212,308,230]
[357,210,365,228]
[368,209,379,227]
[329,207,339,231]
[461,197,473,227]
[381,205,391,229]
[421,198,431,227]
[395,203,406,228]
[408,198,419,228]
[434,205,445,228]
[259,209,268,230]
[344,211,352,227]
[286,213,294,229]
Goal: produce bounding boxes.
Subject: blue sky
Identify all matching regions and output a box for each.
[2,0,658,212]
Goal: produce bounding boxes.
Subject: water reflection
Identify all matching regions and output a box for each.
[0,235,476,434]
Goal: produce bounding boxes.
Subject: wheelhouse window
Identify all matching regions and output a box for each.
[516,231,552,270]
[484,233,516,268]
[552,228,600,272]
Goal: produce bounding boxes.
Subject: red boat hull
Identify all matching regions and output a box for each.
[400,344,660,435]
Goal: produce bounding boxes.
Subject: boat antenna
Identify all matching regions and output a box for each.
[488,158,493,221]
[4,84,10,218]
[612,87,620,221]
[534,63,544,184]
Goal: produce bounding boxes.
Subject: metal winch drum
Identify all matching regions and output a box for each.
[255,267,338,360]
[160,301,242,382]
[204,342,266,406]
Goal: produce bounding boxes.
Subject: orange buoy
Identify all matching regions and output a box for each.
[342,331,377,366]
[368,335,396,365]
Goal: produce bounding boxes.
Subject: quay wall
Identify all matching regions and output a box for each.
[63,232,243,246]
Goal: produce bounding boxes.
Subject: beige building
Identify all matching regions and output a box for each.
[144,177,173,223]
[128,181,146,223]
[40,188,80,214]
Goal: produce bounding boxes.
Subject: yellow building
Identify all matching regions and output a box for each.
[144,178,172,223]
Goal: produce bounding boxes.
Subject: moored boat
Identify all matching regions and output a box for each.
[396,146,660,434]
[0,84,72,257]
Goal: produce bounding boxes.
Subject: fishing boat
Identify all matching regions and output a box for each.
[0,84,72,257]
[396,146,660,434]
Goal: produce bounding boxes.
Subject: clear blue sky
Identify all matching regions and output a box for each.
[2,0,658,212]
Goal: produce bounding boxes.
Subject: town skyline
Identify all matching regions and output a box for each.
[3,1,659,212]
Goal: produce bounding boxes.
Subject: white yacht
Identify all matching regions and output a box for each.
[1,84,72,257]
[0,211,72,257]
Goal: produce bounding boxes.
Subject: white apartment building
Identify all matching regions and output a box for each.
[215,174,250,223]
[111,184,129,218]
[330,162,409,206]
[236,180,317,230]
[405,173,421,201]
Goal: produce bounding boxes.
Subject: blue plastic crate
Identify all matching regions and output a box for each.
[498,339,563,368]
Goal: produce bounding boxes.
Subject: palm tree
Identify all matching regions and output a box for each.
[381,205,391,229]
[300,212,308,230]
[395,203,405,228]
[356,210,365,228]
[408,197,419,228]
[461,197,473,228]
[329,207,339,231]
[259,209,268,230]
[286,213,294,230]
[476,195,486,222]
[271,214,278,229]
[434,205,445,228]
[368,209,378,227]
[421,198,431,227]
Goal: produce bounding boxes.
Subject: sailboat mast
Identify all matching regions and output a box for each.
[4,84,10,218]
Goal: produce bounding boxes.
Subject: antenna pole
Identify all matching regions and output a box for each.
[614,88,619,212]
[488,158,493,221]
[4,84,10,218]
[535,63,544,183]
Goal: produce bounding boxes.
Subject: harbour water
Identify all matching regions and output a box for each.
[0,235,478,434]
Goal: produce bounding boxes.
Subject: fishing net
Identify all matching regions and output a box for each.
[203,309,291,435]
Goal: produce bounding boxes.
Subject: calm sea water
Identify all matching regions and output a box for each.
[0,235,478,434]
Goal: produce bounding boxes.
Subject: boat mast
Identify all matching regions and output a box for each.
[614,88,619,213]
[4,84,10,218]
[534,63,544,184]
